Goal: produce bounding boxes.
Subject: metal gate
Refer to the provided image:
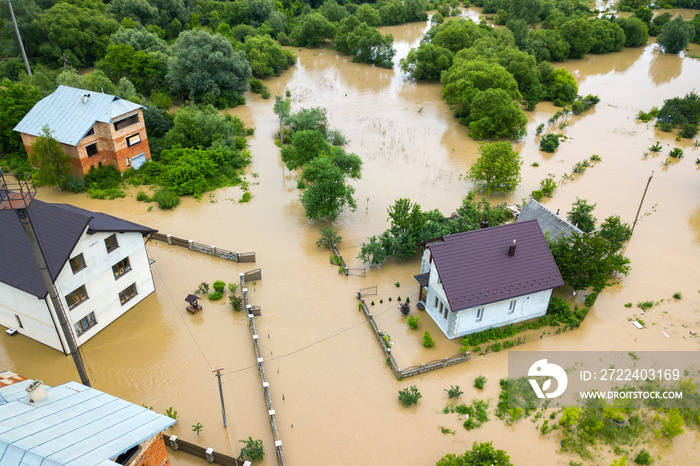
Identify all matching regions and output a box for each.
[244,268,262,282]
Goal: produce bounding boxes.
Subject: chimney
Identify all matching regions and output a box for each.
[508,239,517,257]
[480,220,489,229]
[81,93,90,104]
[26,380,48,403]
[556,208,560,216]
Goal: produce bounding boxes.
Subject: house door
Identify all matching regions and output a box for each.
[131,153,146,169]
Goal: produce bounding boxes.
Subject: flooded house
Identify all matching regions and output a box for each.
[414,220,564,339]
[13,85,151,176]
[0,371,175,465]
[516,199,584,241]
[0,199,156,352]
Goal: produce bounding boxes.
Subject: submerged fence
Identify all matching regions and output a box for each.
[150,232,256,263]
[165,435,247,466]
[356,290,470,379]
[332,245,366,277]
[240,273,285,466]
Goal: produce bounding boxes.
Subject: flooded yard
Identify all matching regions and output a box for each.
[3,9,700,465]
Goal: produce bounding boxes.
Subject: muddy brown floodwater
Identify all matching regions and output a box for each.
[4,10,700,465]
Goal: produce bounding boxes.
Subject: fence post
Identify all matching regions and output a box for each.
[345,266,349,276]
[188,239,193,249]
[212,245,216,256]
[205,447,214,463]
[168,435,178,450]
[167,234,172,245]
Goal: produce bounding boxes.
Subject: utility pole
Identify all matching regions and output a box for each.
[213,368,227,427]
[0,172,90,386]
[7,0,32,76]
[630,170,654,237]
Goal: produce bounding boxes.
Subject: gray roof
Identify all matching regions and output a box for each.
[517,200,584,242]
[428,220,564,311]
[0,378,175,465]
[0,200,156,299]
[13,85,143,147]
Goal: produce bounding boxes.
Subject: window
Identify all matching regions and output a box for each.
[126,133,141,147]
[86,143,98,157]
[74,312,97,336]
[85,127,94,137]
[434,296,439,308]
[105,234,119,253]
[508,300,516,314]
[114,114,139,131]
[15,315,23,329]
[112,257,131,279]
[119,283,137,305]
[475,307,484,322]
[65,285,88,309]
[69,253,86,273]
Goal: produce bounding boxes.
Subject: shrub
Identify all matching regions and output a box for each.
[590,154,601,162]
[153,187,180,210]
[228,283,238,294]
[633,449,653,465]
[474,375,486,390]
[198,282,209,293]
[539,133,560,152]
[250,78,264,94]
[399,301,410,315]
[423,331,435,347]
[398,385,421,406]
[673,292,682,300]
[539,177,557,197]
[136,190,151,202]
[63,175,86,193]
[445,385,463,398]
[668,148,683,159]
[239,437,264,461]
[624,302,633,307]
[208,291,223,300]
[637,301,654,310]
[229,295,242,311]
[649,141,662,152]
[212,281,226,293]
[165,407,178,420]
[240,191,251,203]
[316,225,342,249]
[330,254,342,266]
[407,315,419,329]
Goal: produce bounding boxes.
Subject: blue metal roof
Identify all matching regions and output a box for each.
[13,85,143,147]
[0,380,175,465]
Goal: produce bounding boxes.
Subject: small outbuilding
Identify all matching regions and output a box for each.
[516,199,584,241]
[415,220,564,339]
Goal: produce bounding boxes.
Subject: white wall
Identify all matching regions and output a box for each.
[0,283,64,351]
[54,228,155,347]
[422,253,554,339]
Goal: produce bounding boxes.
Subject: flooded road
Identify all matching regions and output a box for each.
[3,10,700,465]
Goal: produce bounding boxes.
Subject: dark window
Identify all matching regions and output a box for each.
[126,133,141,147]
[119,283,138,305]
[15,315,23,329]
[112,257,131,279]
[85,127,94,137]
[105,234,118,253]
[69,253,86,273]
[75,312,97,335]
[114,114,139,132]
[86,143,98,157]
[65,285,88,309]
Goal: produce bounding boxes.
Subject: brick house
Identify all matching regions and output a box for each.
[0,371,175,465]
[13,85,151,176]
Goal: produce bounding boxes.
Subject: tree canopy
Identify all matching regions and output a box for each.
[436,441,513,466]
[27,126,72,187]
[657,16,693,54]
[467,141,522,193]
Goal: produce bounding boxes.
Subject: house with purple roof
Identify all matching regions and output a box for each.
[414,220,564,339]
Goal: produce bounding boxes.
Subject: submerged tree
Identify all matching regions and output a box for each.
[657,16,693,54]
[28,126,72,188]
[467,142,522,194]
[567,198,597,233]
[436,441,513,466]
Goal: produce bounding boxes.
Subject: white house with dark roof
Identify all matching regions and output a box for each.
[0,199,156,353]
[0,371,175,465]
[516,200,584,242]
[13,85,151,176]
[414,220,564,339]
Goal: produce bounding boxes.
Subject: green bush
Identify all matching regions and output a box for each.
[229,294,242,311]
[85,165,121,189]
[153,187,180,210]
[250,78,264,94]
[239,437,264,461]
[633,449,653,465]
[668,148,683,159]
[398,385,421,406]
[407,315,419,329]
[539,133,560,153]
[208,291,223,300]
[240,191,251,203]
[445,385,463,398]
[474,375,486,390]
[63,175,86,193]
[213,281,226,293]
[136,190,151,202]
[423,331,435,347]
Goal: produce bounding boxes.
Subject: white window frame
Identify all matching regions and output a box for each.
[508,300,516,314]
[475,307,484,322]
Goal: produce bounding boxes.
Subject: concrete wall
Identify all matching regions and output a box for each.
[54,228,155,348]
[19,108,151,176]
[0,283,63,351]
[422,250,553,339]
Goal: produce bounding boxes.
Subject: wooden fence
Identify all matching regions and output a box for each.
[150,232,255,263]
[165,436,247,466]
[332,245,366,277]
[356,290,469,379]
[239,273,285,466]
